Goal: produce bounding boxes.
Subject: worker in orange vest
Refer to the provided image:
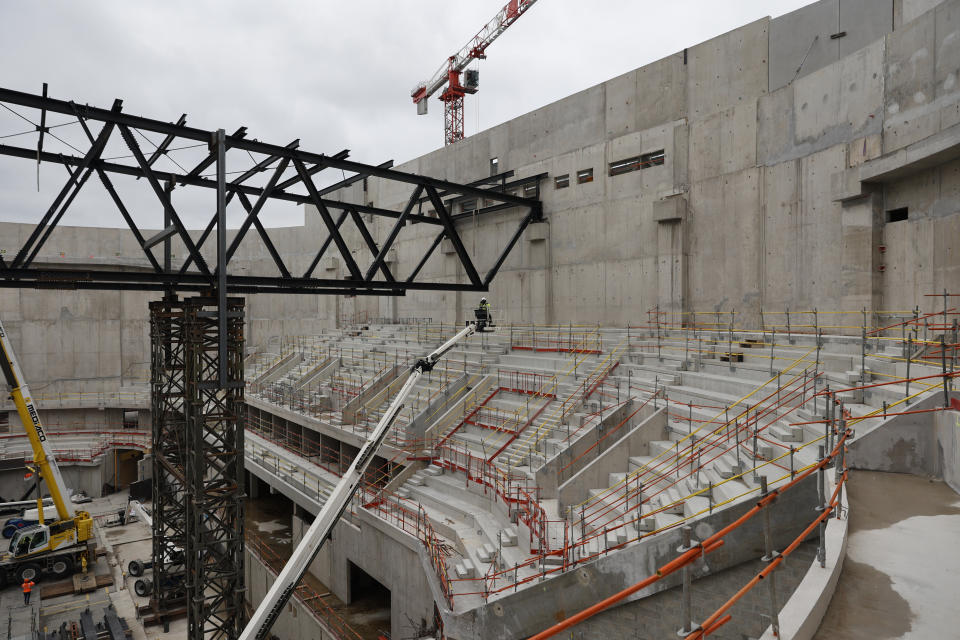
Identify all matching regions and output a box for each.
[22,577,35,605]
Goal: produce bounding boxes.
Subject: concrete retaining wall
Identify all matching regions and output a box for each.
[848,392,957,481]
[244,546,341,640]
[553,406,666,507]
[443,475,820,640]
[934,406,960,494]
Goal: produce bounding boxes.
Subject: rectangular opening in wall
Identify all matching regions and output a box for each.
[523,183,538,198]
[641,149,665,168]
[490,157,499,175]
[555,174,569,189]
[461,199,477,213]
[0,412,7,434]
[886,207,909,223]
[577,168,594,184]
[608,150,666,176]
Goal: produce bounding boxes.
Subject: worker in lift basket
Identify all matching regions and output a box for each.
[22,577,35,605]
[478,297,493,326]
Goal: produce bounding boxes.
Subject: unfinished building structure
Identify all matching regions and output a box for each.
[0,0,959,639]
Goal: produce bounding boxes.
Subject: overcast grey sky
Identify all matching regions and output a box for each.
[0,0,811,230]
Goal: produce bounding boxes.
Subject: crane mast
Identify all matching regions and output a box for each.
[411,0,541,145]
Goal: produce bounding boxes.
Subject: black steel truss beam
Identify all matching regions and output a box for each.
[0,142,445,226]
[425,185,482,287]
[0,85,542,296]
[0,87,533,206]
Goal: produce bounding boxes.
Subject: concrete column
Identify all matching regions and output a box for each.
[654,197,687,325]
[839,192,883,314]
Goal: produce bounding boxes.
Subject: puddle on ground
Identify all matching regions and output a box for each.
[814,558,912,639]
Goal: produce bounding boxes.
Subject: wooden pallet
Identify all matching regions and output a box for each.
[719,352,744,362]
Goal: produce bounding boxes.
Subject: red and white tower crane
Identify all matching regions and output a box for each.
[411,0,541,146]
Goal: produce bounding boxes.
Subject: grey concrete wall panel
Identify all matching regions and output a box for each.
[840,0,895,58]
[903,0,948,22]
[935,407,960,493]
[687,18,770,120]
[769,0,841,92]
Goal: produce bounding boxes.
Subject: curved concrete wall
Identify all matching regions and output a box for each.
[2,0,959,396]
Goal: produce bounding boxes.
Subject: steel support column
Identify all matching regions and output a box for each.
[185,296,246,640]
[150,298,189,615]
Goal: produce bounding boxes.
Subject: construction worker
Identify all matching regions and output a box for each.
[22,577,34,605]
[475,298,493,331]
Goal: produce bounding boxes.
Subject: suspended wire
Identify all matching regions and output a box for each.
[0,103,84,154]
[132,127,187,174]
[101,141,206,162]
[0,120,78,140]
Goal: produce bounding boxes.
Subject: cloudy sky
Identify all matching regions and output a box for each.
[0,0,811,231]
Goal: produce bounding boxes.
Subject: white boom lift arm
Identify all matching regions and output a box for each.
[239,322,478,640]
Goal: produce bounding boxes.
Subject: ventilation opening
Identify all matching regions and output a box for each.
[461,199,477,214]
[886,207,909,223]
[523,183,538,198]
[555,174,569,189]
[349,561,391,634]
[0,412,7,434]
[490,157,499,175]
[577,168,594,184]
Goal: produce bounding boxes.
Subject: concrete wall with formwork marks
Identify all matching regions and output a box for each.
[1,0,959,396]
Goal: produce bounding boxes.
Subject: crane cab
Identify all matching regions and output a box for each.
[11,524,55,558]
[9,519,80,559]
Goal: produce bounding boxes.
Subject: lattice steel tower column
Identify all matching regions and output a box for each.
[150,298,189,615]
[185,296,246,640]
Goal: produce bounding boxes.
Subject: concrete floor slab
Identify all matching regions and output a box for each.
[814,471,960,640]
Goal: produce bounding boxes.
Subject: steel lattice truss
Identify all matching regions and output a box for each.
[185,297,245,640]
[0,85,543,296]
[149,300,189,615]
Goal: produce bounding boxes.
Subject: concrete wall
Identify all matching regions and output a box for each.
[443,475,820,640]
[3,0,960,396]
[934,406,960,493]
[848,392,959,493]
[245,546,342,640]
[293,507,436,640]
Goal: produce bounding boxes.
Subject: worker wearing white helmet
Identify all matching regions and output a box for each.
[478,297,493,327]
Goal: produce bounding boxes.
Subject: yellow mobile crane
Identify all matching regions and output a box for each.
[0,318,94,585]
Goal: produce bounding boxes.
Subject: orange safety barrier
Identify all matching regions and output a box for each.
[528,429,851,640]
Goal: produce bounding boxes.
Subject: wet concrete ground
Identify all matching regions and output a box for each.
[814,470,960,640]
[246,495,392,640]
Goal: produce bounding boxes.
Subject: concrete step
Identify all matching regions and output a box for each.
[455,558,477,578]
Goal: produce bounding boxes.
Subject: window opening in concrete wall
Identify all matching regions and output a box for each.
[461,199,477,213]
[523,183,538,198]
[0,412,7,434]
[555,174,569,189]
[886,207,909,223]
[490,157,499,175]
[123,410,139,429]
[609,150,666,176]
[641,149,665,168]
[577,168,594,184]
